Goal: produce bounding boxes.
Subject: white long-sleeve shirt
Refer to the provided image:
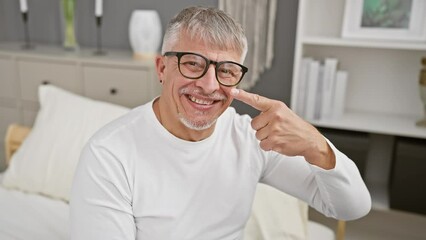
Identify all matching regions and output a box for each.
[70,100,371,240]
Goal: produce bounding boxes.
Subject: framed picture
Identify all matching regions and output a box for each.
[342,0,426,41]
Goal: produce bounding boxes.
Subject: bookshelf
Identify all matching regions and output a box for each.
[291,0,426,210]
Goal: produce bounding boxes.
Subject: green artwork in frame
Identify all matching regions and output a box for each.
[361,0,413,29]
[342,0,426,41]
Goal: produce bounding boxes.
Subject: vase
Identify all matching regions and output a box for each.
[62,0,78,51]
[417,57,426,127]
[129,10,162,60]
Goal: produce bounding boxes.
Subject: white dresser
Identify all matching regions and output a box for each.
[0,42,161,169]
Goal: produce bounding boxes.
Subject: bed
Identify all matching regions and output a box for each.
[0,174,69,239]
[0,85,342,240]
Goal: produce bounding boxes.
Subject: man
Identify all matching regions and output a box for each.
[70,6,371,240]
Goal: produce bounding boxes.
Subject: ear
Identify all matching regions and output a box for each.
[155,55,166,83]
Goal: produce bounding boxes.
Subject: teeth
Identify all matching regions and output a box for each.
[188,95,214,105]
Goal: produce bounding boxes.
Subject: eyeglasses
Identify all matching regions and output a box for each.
[164,51,248,87]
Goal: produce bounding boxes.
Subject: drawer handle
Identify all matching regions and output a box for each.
[110,88,118,95]
[42,80,50,85]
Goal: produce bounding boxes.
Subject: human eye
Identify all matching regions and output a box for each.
[218,63,240,77]
[180,55,205,72]
[186,61,202,68]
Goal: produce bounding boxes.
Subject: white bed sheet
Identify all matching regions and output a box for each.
[0,174,69,240]
[0,174,325,240]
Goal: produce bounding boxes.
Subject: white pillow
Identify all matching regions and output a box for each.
[244,183,308,240]
[2,85,129,201]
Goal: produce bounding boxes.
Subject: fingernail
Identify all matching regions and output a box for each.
[231,88,239,96]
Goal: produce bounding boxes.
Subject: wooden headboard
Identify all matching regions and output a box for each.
[4,124,31,166]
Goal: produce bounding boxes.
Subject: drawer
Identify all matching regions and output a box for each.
[83,66,157,108]
[390,137,426,215]
[0,56,18,99]
[22,109,38,127]
[18,60,81,102]
[319,128,369,177]
[0,105,21,137]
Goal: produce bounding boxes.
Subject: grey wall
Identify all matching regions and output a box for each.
[0,0,219,48]
[231,1,298,116]
[0,0,298,117]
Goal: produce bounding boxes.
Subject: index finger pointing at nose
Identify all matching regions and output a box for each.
[231,89,272,112]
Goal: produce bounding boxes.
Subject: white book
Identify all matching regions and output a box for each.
[304,60,320,120]
[296,57,312,117]
[315,65,325,120]
[320,58,338,120]
[332,71,348,119]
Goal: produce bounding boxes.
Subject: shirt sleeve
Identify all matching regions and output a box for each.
[70,141,135,239]
[259,138,371,221]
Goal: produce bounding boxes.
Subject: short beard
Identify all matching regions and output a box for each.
[177,87,224,131]
[178,113,217,131]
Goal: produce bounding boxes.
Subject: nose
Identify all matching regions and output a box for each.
[194,64,220,94]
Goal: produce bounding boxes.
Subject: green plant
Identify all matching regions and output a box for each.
[63,0,77,49]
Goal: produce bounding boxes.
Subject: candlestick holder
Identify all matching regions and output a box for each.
[21,12,34,49]
[94,16,106,55]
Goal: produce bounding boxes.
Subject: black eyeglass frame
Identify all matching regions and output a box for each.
[164,51,248,87]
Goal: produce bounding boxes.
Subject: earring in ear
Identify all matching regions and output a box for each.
[159,79,163,84]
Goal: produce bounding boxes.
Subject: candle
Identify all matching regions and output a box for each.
[95,0,103,17]
[19,0,28,13]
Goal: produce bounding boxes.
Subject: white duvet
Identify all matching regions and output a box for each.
[0,175,331,240]
[0,174,69,240]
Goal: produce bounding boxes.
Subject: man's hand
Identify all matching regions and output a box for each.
[231,89,335,170]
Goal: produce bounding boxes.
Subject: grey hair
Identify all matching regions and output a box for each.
[161,6,248,62]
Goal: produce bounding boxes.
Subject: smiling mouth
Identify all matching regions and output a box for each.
[187,95,216,105]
